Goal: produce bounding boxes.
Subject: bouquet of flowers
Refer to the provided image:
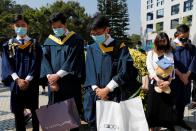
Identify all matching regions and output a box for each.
[129,48,148,111]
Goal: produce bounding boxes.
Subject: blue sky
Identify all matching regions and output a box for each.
[15,0,141,35]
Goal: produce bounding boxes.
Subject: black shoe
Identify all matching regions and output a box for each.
[168,126,175,131]
[188,102,196,110]
[177,120,192,130]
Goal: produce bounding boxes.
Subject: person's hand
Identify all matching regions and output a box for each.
[178,73,184,82]
[47,74,60,85]
[181,73,189,85]
[159,81,170,89]
[50,82,59,92]
[96,88,110,100]
[23,80,30,89]
[16,78,28,90]
[177,71,189,85]
[156,79,164,86]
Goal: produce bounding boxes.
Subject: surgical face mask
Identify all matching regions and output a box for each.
[15,27,27,36]
[53,28,65,37]
[91,34,106,45]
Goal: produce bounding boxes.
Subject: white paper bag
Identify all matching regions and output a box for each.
[96,97,148,131]
[120,97,149,131]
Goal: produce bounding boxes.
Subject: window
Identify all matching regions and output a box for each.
[183,15,192,26]
[146,24,153,33]
[184,0,193,12]
[147,0,153,9]
[171,19,179,29]
[156,22,163,32]
[171,4,180,15]
[147,4,153,9]
[147,12,153,21]
[157,0,164,7]
[157,9,164,19]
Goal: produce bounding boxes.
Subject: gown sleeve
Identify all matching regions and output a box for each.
[84,45,98,87]
[40,44,54,78]
[59,38,85,82]
[112,46,132,86]
[188,45,196,74]
[1,42,16,86]
[1,43,15,81]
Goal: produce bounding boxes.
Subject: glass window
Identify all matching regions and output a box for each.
[147,12,153,21]
[146,24,153,33]
[171,4,180,15]
[184,0,193,12]
[156,22,163,32]
[171,19,179,29]
[157,9,164,19]
[147,0,153,9]
[157,0,164,7]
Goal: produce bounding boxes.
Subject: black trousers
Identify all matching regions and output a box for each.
[70,127,79,131]
[14,108,39,131]
[175,105,185,122]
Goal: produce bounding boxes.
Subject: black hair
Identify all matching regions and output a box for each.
[154,32,171,53]
[49,12,67,24]
[12,14,29,24]
[174,31,179,38]
[177,24,190,34]
[89,14,109,30]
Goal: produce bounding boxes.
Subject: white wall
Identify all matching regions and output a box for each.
[141,0,196,46]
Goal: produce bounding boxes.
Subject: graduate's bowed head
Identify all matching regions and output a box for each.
[176,24,190,44]
[89,14,110,45]
[49,12,67,37]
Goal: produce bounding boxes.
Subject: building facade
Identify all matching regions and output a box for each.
[141,0,196,50]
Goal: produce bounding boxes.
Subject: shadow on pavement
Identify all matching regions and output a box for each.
[0,118,15,131]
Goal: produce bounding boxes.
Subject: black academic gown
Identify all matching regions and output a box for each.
[83,40,139,125]
[40,33,85,114]
[84,40,139,101]
[83,40,139,126]
[172,44,196,106]
[1,38,42,113]
[171,43,196,121]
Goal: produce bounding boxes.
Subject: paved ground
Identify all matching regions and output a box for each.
[0,86,48,131]
[0,86,89,131]
[0,86,196,131]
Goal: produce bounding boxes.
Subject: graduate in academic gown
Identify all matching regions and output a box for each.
[172,24,196,130]
[83,14,139,131]
[40,13,85,131]
[1,15,41,131]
